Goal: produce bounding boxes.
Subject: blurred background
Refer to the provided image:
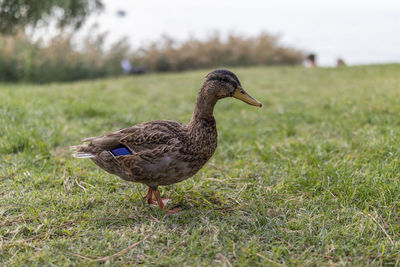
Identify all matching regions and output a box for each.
[0,0,399,83]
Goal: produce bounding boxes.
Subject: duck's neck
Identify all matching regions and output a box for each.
[187,90,218,158]
[188,90,217,128]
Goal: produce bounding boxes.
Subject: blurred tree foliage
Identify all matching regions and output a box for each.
[0,0,103,34]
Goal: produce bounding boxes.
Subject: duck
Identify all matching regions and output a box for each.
[72,69,262,213]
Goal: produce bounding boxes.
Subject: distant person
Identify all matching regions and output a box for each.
[336,58,346,67]
[305,54,317,67]
[120,60,146,75]
[120,59,132,74]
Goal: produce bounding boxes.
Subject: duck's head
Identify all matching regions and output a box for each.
[203,69,262,107]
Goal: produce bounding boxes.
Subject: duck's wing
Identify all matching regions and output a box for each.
[73,120,186,155]
[119,120,186,152]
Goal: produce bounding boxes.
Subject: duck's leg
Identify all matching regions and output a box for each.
[152,188,181,214]
[143,187,157,205]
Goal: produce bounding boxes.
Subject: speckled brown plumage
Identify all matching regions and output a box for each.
[72,69,262,212]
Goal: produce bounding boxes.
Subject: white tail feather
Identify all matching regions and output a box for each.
[73,152,95,158]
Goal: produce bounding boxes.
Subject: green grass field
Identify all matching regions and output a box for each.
[1,65,400,265]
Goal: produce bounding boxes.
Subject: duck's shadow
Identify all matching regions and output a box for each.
[82,193,247,230]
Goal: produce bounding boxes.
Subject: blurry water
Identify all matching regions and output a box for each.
[82,0,400,66]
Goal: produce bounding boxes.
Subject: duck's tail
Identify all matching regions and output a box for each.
[71,133,124,159]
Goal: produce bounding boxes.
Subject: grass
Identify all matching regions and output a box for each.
[1,64,400,265]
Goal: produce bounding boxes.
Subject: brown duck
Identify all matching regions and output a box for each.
[72,70,262,213]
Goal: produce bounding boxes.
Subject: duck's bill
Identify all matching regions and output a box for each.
[233,86,262,107]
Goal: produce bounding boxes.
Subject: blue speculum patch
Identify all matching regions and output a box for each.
[110,145,131,156]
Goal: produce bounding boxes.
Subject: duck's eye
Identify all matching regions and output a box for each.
[240,89,245,94]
